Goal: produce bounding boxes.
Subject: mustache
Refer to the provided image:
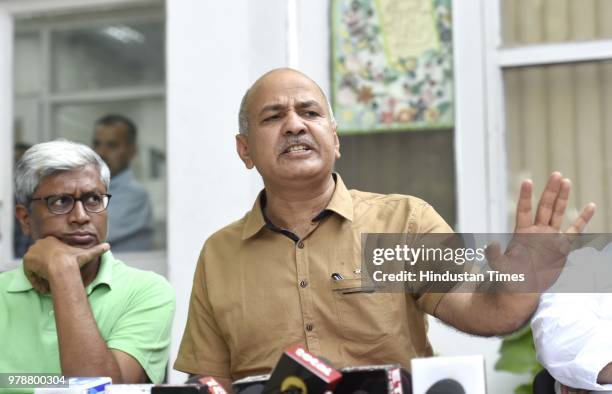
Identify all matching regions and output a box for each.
[277,135,318,154]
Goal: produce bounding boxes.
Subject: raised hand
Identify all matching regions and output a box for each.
[23,236,110,293]
[487,172,596,292]
[514,172,595,235]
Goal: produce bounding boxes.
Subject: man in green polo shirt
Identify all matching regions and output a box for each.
[0,140,175,391]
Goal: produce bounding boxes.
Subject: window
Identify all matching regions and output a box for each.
[498,0,612,231]
[504,61,612,232]
[11,3,166,269]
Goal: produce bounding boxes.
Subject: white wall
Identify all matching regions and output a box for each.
[166,0,283,383]
[0,8,14,270]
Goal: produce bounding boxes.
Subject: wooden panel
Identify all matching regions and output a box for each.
[518,0,545,44]
[502,0,612,45]
[336,131,456,227]
[505,60,612,231]
[544,0,569,42]
[504,69,525,227]
[574,63,605,231]
[599,0,612,37]
[521,68,549,190]
[571,0,597,40]
[547,65,576,229]
[501,0,518,46]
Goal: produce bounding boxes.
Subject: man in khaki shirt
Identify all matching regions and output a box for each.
[174,68,595,389]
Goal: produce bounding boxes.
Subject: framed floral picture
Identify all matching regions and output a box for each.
[331,0,454,134]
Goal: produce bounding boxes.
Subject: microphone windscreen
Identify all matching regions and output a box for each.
[334,364,410,394]
[263,345,342,393]
[425,379,465,394]
[411,356,485,394]
[233,374,270,394]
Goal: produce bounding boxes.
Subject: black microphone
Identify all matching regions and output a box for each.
[232,374,270,394]
[334,364,411,394]
[425,379,465,394]
[152,377,227,394]
[263,345,342,393]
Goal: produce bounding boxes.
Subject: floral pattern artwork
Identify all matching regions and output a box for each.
[331,0,454,134]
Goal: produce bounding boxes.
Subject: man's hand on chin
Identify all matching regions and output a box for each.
[23,236,110,293]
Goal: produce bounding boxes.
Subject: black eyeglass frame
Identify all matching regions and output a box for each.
[29,193,112,215]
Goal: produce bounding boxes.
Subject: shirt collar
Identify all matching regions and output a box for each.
[85,251,115,294]
[241,173,354,240]
[325,174,354,222]
[6,251,115,294]
[6,264,33,293]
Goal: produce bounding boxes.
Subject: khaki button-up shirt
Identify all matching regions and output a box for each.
[174,174,452,379]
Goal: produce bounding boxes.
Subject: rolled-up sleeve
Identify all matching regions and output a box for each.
[174,244,231,378]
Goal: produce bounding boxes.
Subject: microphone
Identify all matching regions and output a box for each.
[411,356,485,394]
[232,374,270,394]
[425,379,465,394]
[152,377,227,394]
[334,364,411,394]
[263,345,342,393]
[198,377,228,394]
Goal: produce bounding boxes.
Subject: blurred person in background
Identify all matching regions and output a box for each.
[93,114,154,252]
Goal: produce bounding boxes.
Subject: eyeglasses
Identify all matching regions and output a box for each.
[30,193,112,215]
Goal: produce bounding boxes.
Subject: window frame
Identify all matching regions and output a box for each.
[453,0,612,233]
[0,0,165,271]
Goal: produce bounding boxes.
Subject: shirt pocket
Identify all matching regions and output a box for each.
[330,275,395,342]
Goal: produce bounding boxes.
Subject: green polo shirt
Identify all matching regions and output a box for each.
[0,251,175,392]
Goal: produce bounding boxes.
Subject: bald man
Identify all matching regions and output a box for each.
[174,68,595,390]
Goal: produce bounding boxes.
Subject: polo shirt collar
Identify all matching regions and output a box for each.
[6,250,115,294]
[241,173,354,240]
[6,264,32,293]
[85,251,115,294]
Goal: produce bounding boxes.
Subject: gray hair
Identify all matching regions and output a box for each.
[237,86,336,135]
[14,139,111,206]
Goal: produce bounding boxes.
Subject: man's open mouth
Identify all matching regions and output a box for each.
[283,144,312,154]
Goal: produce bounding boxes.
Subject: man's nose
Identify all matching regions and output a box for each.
[68,201,91,224]
[283,111,306,135]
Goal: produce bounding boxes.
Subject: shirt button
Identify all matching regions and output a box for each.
[300,280,308,288]
[305,323,314,332]
[297,241,305,249]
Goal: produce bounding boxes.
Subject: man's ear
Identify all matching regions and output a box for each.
[236,133,255,169]
[332,121,341,159]
[15,204,32,236]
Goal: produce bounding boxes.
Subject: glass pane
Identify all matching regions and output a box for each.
[335,130,456,227]
[504,60,612,232]
[501,0,612,46]
[51,21,165,92]
[14,98,42,142]
[14,33,42,95]
[53,98,167,249]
